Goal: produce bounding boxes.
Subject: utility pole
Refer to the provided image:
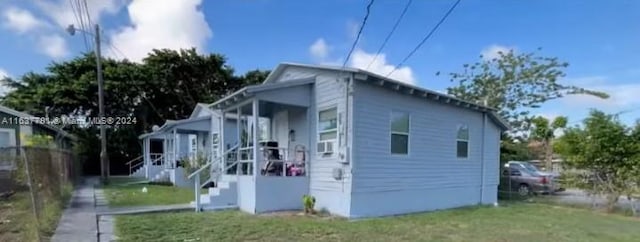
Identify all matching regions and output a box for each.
[94,24,109,184]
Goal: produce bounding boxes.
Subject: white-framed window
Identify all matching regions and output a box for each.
[390,111,409,155]
[456,124,469,158]
[318,107,338,141]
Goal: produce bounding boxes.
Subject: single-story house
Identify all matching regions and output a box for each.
[136,63,508,218]
[0,105,76,172]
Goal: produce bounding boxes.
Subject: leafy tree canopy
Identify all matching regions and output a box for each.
[556,110,640,211]
[444,49,608,132]
[0,48,269,174]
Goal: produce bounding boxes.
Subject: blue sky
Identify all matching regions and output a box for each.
[1,0,639,125]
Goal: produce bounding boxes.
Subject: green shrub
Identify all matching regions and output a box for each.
[302,195,315,214]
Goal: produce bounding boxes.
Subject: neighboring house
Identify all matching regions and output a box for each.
[136,63,508,219]
[0,105,76,171]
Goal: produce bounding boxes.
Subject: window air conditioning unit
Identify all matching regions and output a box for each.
[317,141,334,154]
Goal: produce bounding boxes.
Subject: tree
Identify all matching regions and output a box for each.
[500,134,533,163]
[0,49,269,175]
[530,116,567,171]
[444,49,608,132]
[556,110,640,212]
[240,69,271,86]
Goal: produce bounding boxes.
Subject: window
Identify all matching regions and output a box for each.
[390,111,409,155]
[258,117,270,141]
[318,107,337,141]
[456,125,469,158]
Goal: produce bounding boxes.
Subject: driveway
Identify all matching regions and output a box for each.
[550,189,638,211]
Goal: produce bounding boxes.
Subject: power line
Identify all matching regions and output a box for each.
[82,0,93,27]
[365,0,413,71]
[76,0,90,50]
[79,0,94,49]
[69,0,89,51]
[341,0,375,69]
[386,0,461,78]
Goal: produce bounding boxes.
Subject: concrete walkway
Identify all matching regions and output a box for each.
[52,177,203,241]
[51,177,100,242]
[97,203,194,215]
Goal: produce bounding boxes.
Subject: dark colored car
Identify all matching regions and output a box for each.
[501,161,563,196]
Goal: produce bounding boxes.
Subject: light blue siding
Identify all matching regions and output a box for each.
[308,75,352,217]
[255,176,309,213]
[349,80,501,218]
[178,133,189,158]
[269,67,353,217]
[237,176,256,213]
[255,85,312,107]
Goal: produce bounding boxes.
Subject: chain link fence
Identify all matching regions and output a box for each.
[0,146,78,242]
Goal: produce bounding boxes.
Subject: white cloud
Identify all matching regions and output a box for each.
[561,82,640,110]
[480,44,516,60]
[2,7,47,34]
[38,34,69,59]
[106,0,212,61]
[345,19,360,41]
[0,68,12,96]
[309,38,330,60]
[34,0,126,28]
[348,49,416,85]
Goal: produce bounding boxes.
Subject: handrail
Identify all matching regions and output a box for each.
[125,155,144,165]
[127,155,144,175]
[187,144,239,179]
[188,156,219,179]
[192,144,240,211]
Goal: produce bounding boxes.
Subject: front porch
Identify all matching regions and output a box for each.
[135,115,218,187]
[194,80,313,213]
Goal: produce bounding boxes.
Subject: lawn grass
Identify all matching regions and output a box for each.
[0,187,72,242]
[115,203,640,242]
[103,182,198,207]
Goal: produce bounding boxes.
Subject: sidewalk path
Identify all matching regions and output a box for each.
[51,177,100,242]
[97,203,194,215]
[52,177,199,241]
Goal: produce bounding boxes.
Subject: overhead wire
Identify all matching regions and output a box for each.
[386,0,461,78]
[365,0,413,71]
[341,0,375,69]
[69,0,89,51]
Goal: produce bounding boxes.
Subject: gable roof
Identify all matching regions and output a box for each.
[263,63,510,131]
[209,77,315,109]
[0,105,77,140]
[189,103,216,119]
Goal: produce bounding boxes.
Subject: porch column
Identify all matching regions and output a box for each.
[144,137,150,178]
[173,128,178,168]
[220,111,226,175]
[162,136,167,167]
[252,99,259,176]
[236,106,242,175]
[209,115,215,163]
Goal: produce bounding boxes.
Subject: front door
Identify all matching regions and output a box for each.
[273,110,289,151]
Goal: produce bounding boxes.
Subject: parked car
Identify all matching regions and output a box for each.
[501,161,564,196]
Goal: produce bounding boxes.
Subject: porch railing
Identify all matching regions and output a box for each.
[188,144,239,212]
[259,146,307,177]
[127,152,164,176]
[125,155,143,175]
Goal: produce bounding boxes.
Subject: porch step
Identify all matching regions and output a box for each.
[150,169,171,182]
[130,165,146,177]
[191,180,238,208]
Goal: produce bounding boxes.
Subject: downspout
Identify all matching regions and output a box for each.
[480,112,487,204]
